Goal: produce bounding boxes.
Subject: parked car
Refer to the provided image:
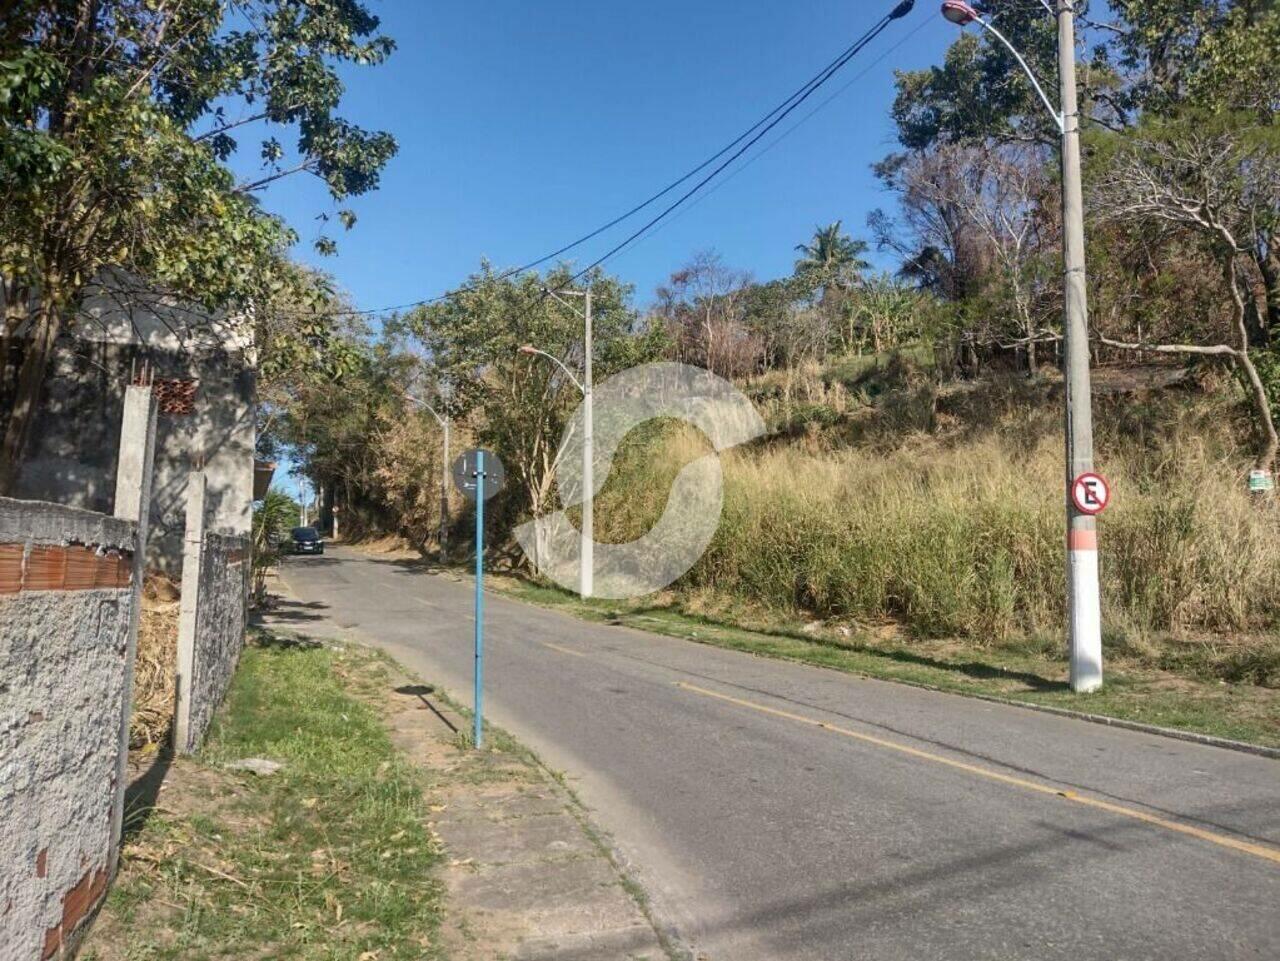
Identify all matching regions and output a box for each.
[290,526,325,555]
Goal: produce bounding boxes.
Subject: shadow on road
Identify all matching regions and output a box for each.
[622,603,1069,694]
[863,646,1067,692]
[255,597,331,626]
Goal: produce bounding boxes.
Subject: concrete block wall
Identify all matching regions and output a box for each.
[0,498,138,961]
[176,532,250,754]
[13,339,255,574]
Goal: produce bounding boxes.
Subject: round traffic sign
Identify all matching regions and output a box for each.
[1071,472,1110,516]
[451,449,506,501]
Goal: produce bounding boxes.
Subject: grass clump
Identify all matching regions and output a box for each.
[88,635,444,961]
[591,373,1280,656]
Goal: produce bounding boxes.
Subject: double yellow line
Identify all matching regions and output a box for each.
[676,681,1280,867]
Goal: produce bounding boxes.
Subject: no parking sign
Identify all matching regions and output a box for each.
[1071,472,1110,516]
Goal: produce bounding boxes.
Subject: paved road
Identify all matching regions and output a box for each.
[279,547,1280,961]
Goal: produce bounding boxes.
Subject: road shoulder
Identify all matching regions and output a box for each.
[83,623,673,961]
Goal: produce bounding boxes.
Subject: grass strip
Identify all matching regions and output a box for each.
[488,574,1280,750]
[88,635,444,961]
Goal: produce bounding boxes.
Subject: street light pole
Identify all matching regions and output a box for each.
[1055,0,1102,693]
[940,0,1101,691]
[582,287,594,599]
[405,392,452,562]
[530,285,594,599]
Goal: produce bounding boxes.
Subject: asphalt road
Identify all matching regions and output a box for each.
[278,547,1280,961]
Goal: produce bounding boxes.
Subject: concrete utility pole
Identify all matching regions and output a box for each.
[582,287,594,599]
[940,0,1102,692]
[404,392,451,561]
[1056,0,1102,693]
[524,285,594,597]
[110,382,157,872]
[174,471,207,755]
[441,417,451,558]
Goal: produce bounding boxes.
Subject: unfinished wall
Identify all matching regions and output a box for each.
[0,498,137,961]
[176,532,250,754]
[11,273,255,572]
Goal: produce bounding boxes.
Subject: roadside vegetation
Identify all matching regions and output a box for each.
[596,365,1280,660]
[85,635,446,961]
[268,3,1279,745]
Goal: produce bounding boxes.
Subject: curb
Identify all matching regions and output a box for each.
[959,689,1280,760]
[596,617,1280,762]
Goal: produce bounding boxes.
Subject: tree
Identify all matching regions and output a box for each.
[251,487,300,605]
[655,251,763,379]
[0,0,398,490]
[404,265,663,562]
[1107,0,1280,119]
[844,274,936,356]
[1092,120,1280,469]
[870,148,993,304]
[793,221,870,295]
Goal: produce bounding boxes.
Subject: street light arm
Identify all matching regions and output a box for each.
[541,285,588,319]
[973,15,1065,134]
[404,391,448,429]
[519,346,585,394]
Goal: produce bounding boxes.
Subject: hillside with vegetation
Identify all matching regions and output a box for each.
[261,2,1280,730]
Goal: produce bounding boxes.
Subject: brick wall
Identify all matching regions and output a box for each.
[0,498,138,961]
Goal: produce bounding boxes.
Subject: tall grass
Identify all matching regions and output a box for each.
[593,380,1280,644]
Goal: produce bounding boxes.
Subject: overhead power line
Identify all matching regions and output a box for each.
[577,10,934,271]
[327,0,918,318]
[556,1,916,290]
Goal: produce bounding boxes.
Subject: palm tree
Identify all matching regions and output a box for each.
[793,221,871,293]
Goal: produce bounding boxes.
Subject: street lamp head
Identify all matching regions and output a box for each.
[941,0,979,25]
[518,344,538,355]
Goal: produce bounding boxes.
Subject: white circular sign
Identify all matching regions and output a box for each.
[1072,473,1110,516]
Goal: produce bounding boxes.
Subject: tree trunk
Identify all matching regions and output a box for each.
[1258,247,1280,338]
[0,305,62,494]
[1,281,31,405]
[1229,258,1279,472]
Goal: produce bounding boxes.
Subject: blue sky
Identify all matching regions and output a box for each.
[235,1,958,314]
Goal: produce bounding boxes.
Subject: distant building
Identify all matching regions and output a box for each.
[9,272,257,570]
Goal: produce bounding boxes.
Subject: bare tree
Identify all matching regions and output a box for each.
[655,251,763,379]
[875,144,1058,373]
[1094,128,1280,469]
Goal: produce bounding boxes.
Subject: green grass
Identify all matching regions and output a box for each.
[488,574,1280,750]
[89,635,444,960]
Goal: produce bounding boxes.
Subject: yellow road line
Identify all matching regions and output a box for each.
[676,681,1280,867]
[541,641,587,658]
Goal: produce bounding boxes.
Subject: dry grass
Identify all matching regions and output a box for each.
[131,575,180,748]
[591,372,1280,680]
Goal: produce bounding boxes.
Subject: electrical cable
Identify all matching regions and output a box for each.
[552,3,912,290]
[325,0,919,317]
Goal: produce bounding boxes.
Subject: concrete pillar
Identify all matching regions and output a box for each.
[109,385,157,874]
[173,472,207,755]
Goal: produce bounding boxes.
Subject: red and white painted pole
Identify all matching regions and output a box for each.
[1057,1,1103,692]
[940,1,1106,691]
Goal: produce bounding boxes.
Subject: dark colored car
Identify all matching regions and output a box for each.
[290,526,324,555]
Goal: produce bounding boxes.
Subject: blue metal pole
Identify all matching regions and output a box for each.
[473,451,485,749]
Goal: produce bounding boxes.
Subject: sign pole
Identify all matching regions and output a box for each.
[453,446,502,750]
[473,450,485,749]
